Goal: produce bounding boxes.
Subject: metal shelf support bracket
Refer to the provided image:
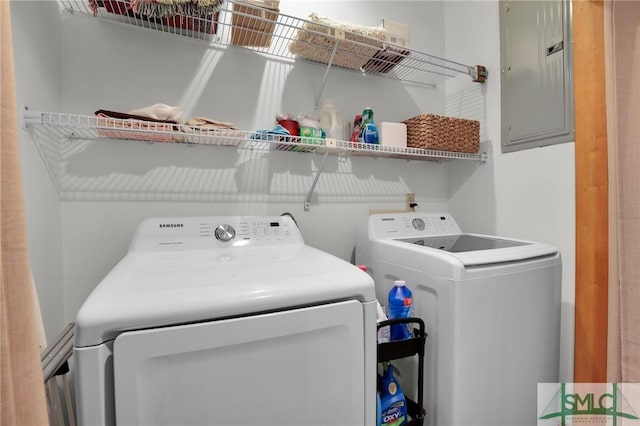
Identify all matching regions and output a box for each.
[304,150,330,211]
[314,42,340,111]
[472,65,488,83]
[22,105,41,129]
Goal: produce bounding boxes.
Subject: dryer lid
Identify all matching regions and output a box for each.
[75,246,374,347]
[74,216,374,348]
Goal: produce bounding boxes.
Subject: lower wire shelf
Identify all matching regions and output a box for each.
[23,110,487,163]
[23,109,486,208]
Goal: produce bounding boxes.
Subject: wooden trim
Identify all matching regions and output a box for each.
[573,0,609,382]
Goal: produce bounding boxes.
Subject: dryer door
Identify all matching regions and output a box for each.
[112,300,365,426]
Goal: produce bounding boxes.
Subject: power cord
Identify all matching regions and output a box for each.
[281,212,298,228]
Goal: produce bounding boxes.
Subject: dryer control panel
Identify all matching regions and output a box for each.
[128,216,304,252]
[369,213,462,239]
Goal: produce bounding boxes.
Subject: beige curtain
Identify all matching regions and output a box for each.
[0,1,50,424]
[606,0,640,382]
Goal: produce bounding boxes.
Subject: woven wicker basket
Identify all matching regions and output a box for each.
[231,1,279,47]
[402,114,480,153]
[289,13,386,70]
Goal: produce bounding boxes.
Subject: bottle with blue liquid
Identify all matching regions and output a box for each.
[359,107,379,144]
[387,280,413,341]
[379,363,408,426]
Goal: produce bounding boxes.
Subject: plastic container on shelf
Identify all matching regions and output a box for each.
[376,301,391,344]
[387,280,413,341]
[298,115,324,143]
[276,113,299,137]
[360,107,379,144]
[351,114,363,143]
[319,100,346,140]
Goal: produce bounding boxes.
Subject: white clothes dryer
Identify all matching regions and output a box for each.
[356,212,561,426]
[74,215,376,426]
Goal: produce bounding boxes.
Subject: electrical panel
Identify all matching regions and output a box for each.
[500,0,574,153]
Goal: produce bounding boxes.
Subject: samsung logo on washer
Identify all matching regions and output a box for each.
[159,223,184,228]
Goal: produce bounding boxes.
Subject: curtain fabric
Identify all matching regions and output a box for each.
[0,1,50,424]
[606,0,640,382]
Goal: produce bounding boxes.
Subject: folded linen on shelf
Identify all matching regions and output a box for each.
[94,107,247,147]
[185,116,237,129]
[181,116,243,146]
[95,109,181,142]
[128,103,184,123]
[250,124,290,140]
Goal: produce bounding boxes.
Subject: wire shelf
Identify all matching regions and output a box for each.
[57,0,487,86]
[24,111,487,162]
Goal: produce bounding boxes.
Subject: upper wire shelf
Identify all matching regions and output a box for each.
[23,111,487,163]
[57,0,488,86]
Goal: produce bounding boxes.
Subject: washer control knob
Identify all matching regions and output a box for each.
[412,218,425,231]
[215,224,236,242]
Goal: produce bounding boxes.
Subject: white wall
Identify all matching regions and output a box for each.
[12,1,574,382]
[11,1,65,342]
[444,1,575,382]
[51,1,450,323]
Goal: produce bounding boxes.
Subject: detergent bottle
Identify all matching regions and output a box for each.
[298,115,324,144]
[360,107,379,144]
[379,363,408,426]
[387,280,413,341]
[319,100,345,140]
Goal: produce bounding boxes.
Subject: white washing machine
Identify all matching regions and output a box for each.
[74,215,376,426]
[356,212,561,426]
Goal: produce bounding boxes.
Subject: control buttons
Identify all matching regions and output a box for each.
[214,224,236,242]
[412,218,425,231]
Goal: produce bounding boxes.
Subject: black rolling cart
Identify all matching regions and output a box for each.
[377,318,427,426]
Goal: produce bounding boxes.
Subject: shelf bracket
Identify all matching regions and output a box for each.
[314,40,341,111]
[304,150,330,211]
[472,65,488,83]
[21,105,40,129]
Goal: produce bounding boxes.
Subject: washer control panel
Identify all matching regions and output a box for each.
[214,224,236,242]
[411,218,425,231]
[129,216,303,251]
[370,212,462,238]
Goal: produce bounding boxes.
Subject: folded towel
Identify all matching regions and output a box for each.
[250,124,291,141]
[95,112,180,143]
[185,116,237,129]
[128,103,184,124]
[181,117,242,146]
[94,109,178,124]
